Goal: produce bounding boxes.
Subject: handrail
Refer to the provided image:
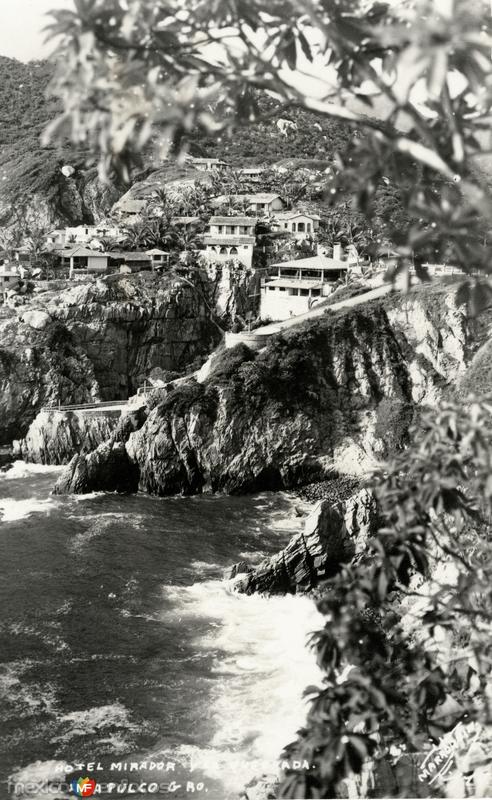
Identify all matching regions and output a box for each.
[42,400,129,412]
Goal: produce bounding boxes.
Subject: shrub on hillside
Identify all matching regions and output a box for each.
[207,343,255,382]
[374,396,414,453]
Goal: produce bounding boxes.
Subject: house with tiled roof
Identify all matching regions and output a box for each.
[58,246,110,277]
[212,194,286,215]
[272,210,321,241]
[260,254,349,320]
[186,156,229,173]
[237,166,266,183]
[202,215,256,268]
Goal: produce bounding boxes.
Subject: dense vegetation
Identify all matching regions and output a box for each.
[184,94,357,165]
[0,57,75,218]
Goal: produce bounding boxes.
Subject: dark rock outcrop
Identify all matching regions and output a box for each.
[53,441,139,495]
[47,287,491,496]
[53,406,147,494]
[230,489,377,595]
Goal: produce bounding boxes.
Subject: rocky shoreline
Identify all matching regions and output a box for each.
[296,475,362,504]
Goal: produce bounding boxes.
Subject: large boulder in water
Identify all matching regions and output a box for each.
[53,441,139,495]
[231,489,376,595]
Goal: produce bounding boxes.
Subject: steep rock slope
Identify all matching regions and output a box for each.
[51,287,479,496]
[16,408,123,465]
[0,274,220,443]
[0,56,122,227]
[229,489,377,595]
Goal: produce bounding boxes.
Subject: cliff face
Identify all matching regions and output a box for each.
[205,262,261,324]
[0,273,220,444]
[229,489,377,595]
[0,56,123,228]
[16,408,123,465]
[49,286,484,496]
[0,310,100,445]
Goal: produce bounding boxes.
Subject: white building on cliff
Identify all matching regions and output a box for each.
[260,253,349,321]
[202,216,256,268]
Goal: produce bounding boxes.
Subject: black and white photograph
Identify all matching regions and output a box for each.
[0,0,491,798]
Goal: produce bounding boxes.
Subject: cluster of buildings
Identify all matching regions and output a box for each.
[0,154,466,320]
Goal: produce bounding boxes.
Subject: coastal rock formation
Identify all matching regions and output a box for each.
[15,404,147,465]
[53,408,147,494]
[0,315,100,445]
[48,287,487,495]
[385,288,474,401]
[230,489,376,595]
[54,441,139,495]
[0,274,219,444]
[15,409,121,465]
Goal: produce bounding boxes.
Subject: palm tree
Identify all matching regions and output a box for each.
[96,237,121,253]
[168,225,203,258]
[0,226,23,262]
[147,188,177,223]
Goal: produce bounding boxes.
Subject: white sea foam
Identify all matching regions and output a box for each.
[71,491,106,502]
[0,665,57,718]
[160,580,324,796]
[8,759,69,800]
[0,461,62,480]
[55,702,135,734]
[51,702,142,749]
[0,496,59,522]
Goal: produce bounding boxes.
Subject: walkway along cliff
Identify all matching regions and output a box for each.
[20,283,488,495]
[1,267,260,447]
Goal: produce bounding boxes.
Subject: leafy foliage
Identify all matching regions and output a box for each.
[44,0,492,295]
[41,1,492,796]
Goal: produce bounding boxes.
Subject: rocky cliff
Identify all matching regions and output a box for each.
[0,56,123,229]
[229,489,377,595]
[0,273,220,444]
[49,285,488,496]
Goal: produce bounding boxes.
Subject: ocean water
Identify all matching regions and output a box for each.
[0,463,323,800]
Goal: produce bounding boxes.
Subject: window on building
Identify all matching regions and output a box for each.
[280,269,298,277]
[292,223,297,232]
[312,289,321,296]
[230,247,238,255]
[284,223,288,229]
[279,287,286,291]
[220,246,228,254]
[300,289,309,296]
[298,222,305,232]
[307,223,312,232]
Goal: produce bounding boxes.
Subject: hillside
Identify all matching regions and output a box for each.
[183,94,356,165]
[0,56,122,227]
[0,57,488,242]
[0,63,357,227]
